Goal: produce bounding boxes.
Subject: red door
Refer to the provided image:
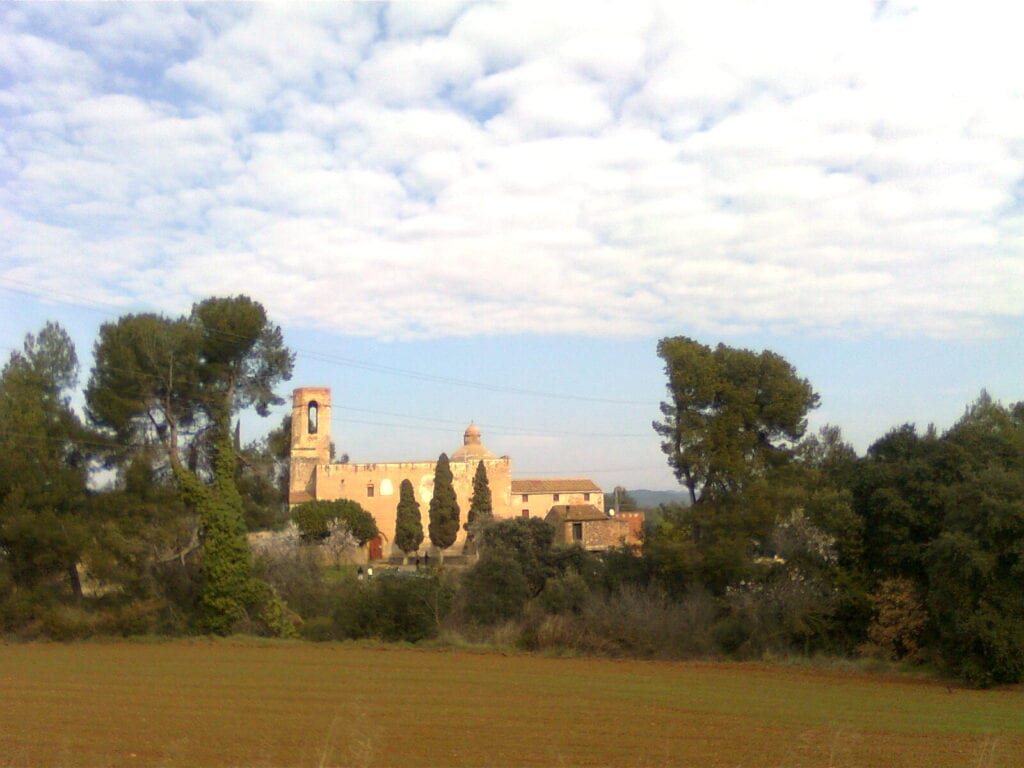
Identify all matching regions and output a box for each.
[369,536,383,562]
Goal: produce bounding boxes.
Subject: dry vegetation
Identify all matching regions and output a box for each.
[1,640,1022,767]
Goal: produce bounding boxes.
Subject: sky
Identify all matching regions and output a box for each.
[2,1,1023,492]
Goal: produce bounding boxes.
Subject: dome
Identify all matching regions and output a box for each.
[452,422,494,462]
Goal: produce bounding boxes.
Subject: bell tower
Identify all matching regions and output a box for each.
[289,387,332,504]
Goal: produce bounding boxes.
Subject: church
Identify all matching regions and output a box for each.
[288,387,616,560]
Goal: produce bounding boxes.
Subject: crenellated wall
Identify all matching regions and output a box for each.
[288,387,514,558]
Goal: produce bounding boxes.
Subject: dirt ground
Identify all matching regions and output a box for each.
[1,640,1021,767]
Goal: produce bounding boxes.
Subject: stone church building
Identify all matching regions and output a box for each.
[288,387,626,560]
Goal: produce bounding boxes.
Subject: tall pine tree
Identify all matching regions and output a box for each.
[428,453,460,565]
[395,478,424,565]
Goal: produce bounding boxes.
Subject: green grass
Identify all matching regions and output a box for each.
[1,639,1021,767]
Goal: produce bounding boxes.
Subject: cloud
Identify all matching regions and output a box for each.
[2,2,1023,342]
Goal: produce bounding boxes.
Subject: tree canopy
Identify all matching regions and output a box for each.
[291,499,378,547]
[85,295,294,635]
[653,336,819,505]
[0,323,89,597]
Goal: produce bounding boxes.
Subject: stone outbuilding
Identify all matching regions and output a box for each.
[545,504,643,552]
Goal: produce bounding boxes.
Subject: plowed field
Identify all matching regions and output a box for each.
[1,641,1022,767]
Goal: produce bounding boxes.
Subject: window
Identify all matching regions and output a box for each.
[307,401,319,434]
[367,484,375,498]
[584,493,590,501]
[553,493,560,502]
[521,494,529,502]
[572,523,583,541]
[521,510,530,518]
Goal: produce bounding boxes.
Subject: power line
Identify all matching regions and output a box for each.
[0,277,657,408]
[333,405,649,438]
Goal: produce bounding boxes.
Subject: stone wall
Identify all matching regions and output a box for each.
[311,455,513,557]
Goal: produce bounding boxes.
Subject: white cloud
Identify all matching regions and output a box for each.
[1,1,1023,344]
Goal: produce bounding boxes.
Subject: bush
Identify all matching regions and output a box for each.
[374,573,454,642]
[255,548,331,620]
[459,551,531,625]
[508,584,719,659]
[539,570,590,615]
[861,577,928,661]
[324,572,453,643]
[580,585,718,658]
[300,615,336,642]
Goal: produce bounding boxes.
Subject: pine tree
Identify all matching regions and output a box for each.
[395,478,424,565]
[466,460,493,544]
[428,453,460,565]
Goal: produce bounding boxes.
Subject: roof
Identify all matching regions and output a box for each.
[451,422,496,462]
[512,478,603,494]
[545,504,610,523]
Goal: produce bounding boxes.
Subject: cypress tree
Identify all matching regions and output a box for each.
[428,453,460,565]
[395,478,424,565]
[466,460,493,543]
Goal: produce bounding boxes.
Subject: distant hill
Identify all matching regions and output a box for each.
[619,489,690,511]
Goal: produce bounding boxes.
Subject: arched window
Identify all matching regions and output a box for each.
[308,401,319,434]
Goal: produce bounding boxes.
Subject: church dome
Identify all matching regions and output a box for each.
[452,422,494,462]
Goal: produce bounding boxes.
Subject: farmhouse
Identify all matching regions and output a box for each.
[511,478,604,518]
[288,387,635,560]
[545,505,644,551]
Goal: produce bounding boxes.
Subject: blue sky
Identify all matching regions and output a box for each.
[2,2,1023,491]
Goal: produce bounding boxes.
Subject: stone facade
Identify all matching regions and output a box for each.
[286,387,631,561]
[289,387,513,559]
[545,504,643,551]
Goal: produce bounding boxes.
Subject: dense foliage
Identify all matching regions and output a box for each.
[85,296,295,635]
[653,336,819,505]
[3,318,1023,687]
[291,499,378,546]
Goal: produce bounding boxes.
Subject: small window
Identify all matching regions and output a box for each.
[521,510,530,518]
[572,522,583,541]
[521,494,529,502]
[553,493,560,502]
[308,401,319,434]
[367,484,375,498]
[584,493,591,501]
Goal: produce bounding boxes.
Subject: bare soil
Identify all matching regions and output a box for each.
[1,640,1021,767]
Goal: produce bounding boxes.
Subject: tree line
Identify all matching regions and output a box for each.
[1,303,1021,686]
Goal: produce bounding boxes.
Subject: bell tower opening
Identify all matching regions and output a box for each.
[308,401,319,434]
[289,387,332,505]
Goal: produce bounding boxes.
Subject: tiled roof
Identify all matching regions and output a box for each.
[545,504,609,522]
[511,478,602,494]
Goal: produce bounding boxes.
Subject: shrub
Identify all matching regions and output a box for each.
[459,551,531,625]
[255,548,331,620]
[581,585,718,658]
[324,572,454,643]
[539,570,590,615]
[862,577,928,661]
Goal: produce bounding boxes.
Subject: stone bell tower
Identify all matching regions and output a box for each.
[289,387,332,505]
